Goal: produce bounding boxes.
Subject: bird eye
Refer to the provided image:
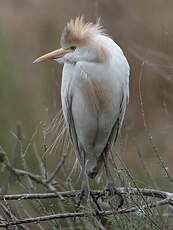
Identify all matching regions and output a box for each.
[70,46,76,50]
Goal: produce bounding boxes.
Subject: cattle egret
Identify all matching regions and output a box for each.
[33,17,129,207]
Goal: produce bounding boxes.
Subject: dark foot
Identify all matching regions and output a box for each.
[103,184,123,208]
[77,186,90,209]
[74,188,89,221]
[75,188,102,212]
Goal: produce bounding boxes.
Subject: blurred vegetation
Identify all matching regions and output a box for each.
[0,0,173,229]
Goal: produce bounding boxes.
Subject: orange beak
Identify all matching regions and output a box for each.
[33,48,71,63]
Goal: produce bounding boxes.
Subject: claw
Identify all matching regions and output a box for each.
[90,192,102,211]
[75,188,102,213]
[102,151,124,209]
[104,184,124,208]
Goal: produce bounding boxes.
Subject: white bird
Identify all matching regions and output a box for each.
[33,17,129,206]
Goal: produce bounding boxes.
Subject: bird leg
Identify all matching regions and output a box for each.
[75,155,90,210]
[76,156,102,211]
[102,152,124,208]
[80,164,90,197]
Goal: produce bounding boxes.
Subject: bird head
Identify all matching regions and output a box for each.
[33,17,109,64]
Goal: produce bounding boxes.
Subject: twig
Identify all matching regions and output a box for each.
[19,125,34,189]
[0,203,28,230]
[32,141,45,178]
[5,160,61,194]
[138,61,173,183]
[0,197,172,228]
[6,163,43,185]
[46,152,67,184]
[131,135,158,189]
[2,125,22,194]
[0,187,173,201]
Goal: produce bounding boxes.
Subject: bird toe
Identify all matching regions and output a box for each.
[104,184,124,209]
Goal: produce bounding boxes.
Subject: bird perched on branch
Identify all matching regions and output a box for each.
[33,17,129,207]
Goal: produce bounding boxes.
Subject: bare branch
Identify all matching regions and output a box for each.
[0,203,28,230]
[0,196,172,228]
[6,163,43,185]
[5,159,62,194]
[46,152,67,184]
[0,187,173,201]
